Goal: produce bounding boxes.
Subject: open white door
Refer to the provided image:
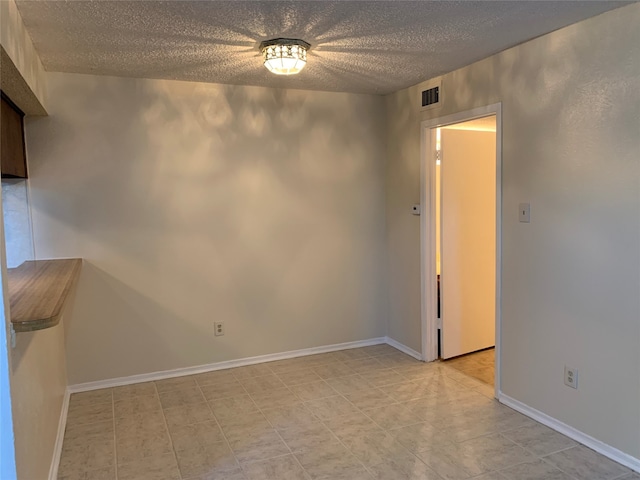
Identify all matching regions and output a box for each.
[440,123,496,359]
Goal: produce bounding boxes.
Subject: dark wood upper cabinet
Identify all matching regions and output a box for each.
[1,92,28,178]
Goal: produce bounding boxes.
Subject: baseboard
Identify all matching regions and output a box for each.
[48,389,70,480]
[499,393,640,473]
[69,337,387,392]
[384,336,423,361]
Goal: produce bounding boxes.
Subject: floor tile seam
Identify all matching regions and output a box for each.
[222,372,282,469]
[243,451,305,478]
[111,391,118,480]
[260,410,310,478]
[200,387,251,404]
[65,415,115,428]
[113,390,160,402]
[158,396,208,412]
[491,456,555,477]
[154,381,182,480]
[245,384,300,410]
[534,453,584,480]
[64,416,118,433]
[305,399,381,479]
[432,428,501,450]
[279,377,329,388]
[453,432,569,475]
[112,393,161,406]
[612,473,637,480]
[503,430,578,459]
[68,399,114,411]
[269,362,321,374]
[415,449,492,480]
[537,446,623,480]
[350,398,439,458]
[197,415,244,479]
[249,386,318,480]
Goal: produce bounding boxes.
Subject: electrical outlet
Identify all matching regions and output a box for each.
[214,322,224,336]
[564,366,578,389]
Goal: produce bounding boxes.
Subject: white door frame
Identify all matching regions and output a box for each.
[420,103,502,398]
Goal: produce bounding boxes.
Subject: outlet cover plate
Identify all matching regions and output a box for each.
[214,322,224,336]
[564,366,578,389]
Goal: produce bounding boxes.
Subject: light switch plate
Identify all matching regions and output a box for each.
[519,203,530,223]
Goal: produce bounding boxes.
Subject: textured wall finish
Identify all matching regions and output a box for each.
[386,3,640,458]
[26,74,388,384]
[13,0,629,95]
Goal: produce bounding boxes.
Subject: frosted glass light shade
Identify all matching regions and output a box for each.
[260,39,310,75]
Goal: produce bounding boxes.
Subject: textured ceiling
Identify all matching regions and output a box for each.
[15,1,631,95]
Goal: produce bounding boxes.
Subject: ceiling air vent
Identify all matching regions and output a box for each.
[419,81,442,111]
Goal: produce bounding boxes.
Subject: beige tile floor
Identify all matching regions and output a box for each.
[444,348,495,386]
[58,344,638,480]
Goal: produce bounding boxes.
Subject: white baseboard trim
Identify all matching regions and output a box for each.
[48,389,70,480]
[384,336,423,361]
[69,337,387,392]
[499,393,640,473]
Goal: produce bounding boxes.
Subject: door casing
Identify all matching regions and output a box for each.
[419,103,502,399]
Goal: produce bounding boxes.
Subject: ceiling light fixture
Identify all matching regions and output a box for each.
[260,38,310,75]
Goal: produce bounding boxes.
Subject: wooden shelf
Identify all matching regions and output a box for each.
[8,259,82,332]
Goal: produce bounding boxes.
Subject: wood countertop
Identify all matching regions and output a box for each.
[8,258,82,332]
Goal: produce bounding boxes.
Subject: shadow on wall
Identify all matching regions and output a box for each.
[65,262,243,381]
[444,17,639,307]
[26,74,388,383]
[26,75,383,262]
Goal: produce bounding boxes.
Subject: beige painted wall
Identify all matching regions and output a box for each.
[386,3,640,458]
[2,180,64,480]
[26,73,388,385]
[1,1,67,478]
[439,129,495,358]
[10,323,67,480]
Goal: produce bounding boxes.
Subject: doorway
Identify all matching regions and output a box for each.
[420,104,502,398]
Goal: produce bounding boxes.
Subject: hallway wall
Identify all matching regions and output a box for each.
[386,3,640,459]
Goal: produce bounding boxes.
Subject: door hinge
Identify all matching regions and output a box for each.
[9,323,16,348]
[437,317,442,329]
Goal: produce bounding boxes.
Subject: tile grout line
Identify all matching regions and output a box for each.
[235,351,376,477]
[398,365,582,479]
[259,361,313,478]
[295,351,381,478]
[111,390,118,480]
[155,382,182,480]
[207,371,258,478]
[342,384,440,477]
[252,390,311,479]
[275,352,385,479]
[536,452,585,480]
[67,346,636,480]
